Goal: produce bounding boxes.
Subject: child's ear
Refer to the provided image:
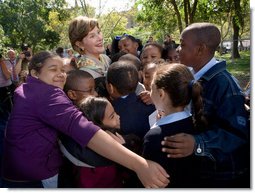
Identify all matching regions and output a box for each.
[67,90,77,100]
[106,82,114,94]
[30,69,39,79]
[197,43,207,56]
[159,88,165,99]
[135,42,139,50]
[106,82,120,98]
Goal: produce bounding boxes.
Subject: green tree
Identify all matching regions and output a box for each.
[76,0,96,17]
[134,0,249,58]
[204,0,249,58]
[232,0,248,58]
[135,0,179,40]
[0,0,69,52]
[135,0,199,36]
[99,11,129,44]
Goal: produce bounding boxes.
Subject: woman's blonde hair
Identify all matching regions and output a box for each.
[68,16,99,54]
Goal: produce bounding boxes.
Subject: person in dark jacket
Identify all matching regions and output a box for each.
[106,60,155,140]
[161,22,250,188]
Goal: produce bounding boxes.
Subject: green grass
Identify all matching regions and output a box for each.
[215,50,250,89]
[215,50,250,77]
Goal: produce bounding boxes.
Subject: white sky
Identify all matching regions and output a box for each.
[66,0,135,15]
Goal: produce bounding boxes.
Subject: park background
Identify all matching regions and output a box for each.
[0,0,251,89]
[0,0,253,191]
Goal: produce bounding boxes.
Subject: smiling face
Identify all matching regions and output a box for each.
[36,57,66,89]
[141,45,162,66]
[118,38,138,56]
[72,77,97,104]
[77,26,104,58]
[102,101,120,129]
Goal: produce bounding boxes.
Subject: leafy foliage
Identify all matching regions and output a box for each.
[0,0,69,52]
[0,0,250,55]
[98,11,128,44]
[135,0,179,41]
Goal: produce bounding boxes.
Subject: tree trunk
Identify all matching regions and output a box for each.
[232,0,242,58]
[232,16,240,58]
[170,0,183,33]
[190,0,198,24]
[183,0,189,27]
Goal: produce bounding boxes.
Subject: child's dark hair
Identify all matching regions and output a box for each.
[184,23,221,54]
[110,36,121,59]
[110,51,127,63]
[79,96,142,153]
[119,53,142,71]
[153,63,207,130]
[79,96,108,129]
[162,45,176,60]
[106,60,138,96]
[64,69,93,93]
[120,34,138,44]
[28,51,59,75]
[142,42,163,56]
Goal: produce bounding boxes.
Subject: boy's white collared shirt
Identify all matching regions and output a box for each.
[194,57,219,80]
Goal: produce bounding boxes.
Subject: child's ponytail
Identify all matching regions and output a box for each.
[190,80,208,131]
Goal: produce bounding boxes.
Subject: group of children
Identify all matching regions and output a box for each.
[51,27,207,187]
[1,16,249,188]
[58,59,207,188]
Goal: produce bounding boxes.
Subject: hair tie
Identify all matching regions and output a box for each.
[188,80,195,95]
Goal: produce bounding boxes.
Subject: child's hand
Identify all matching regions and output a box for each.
[136,159,170,188]
[105,131,125,144]
[156,110,165,120]
[139,91,153,105]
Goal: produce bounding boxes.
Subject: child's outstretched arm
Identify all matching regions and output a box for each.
[87,129,170,188]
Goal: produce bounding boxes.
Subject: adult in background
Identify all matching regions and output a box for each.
[3,49,23,86]
[163,34,176,49]
[0,49,24,131]
[20,43,33,71]
[56,47,65,58]
[0,53,14,186]
[66,48,75,58]
[161,22,250,188]
[146,36,154,44]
